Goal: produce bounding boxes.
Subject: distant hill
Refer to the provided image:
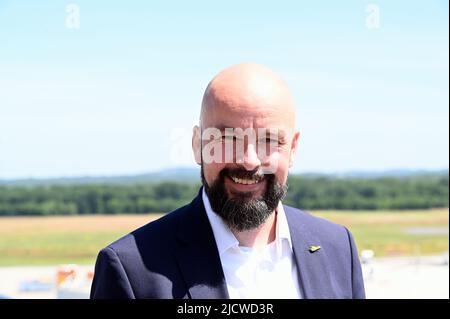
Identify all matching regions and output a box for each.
[0,167,201,186]
[300,169,450,179]
[0,167,447,186]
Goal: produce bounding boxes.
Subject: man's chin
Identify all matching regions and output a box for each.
[225,185,264,201]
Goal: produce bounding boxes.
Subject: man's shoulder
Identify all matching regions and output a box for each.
[283,204,350,239]
[92,198,202,299]
[105,200,194,255]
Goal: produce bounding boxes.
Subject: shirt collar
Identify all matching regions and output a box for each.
[274,201,293,260]
[202,187,293,257]
[202,188,239,255]
[275,201,293,249]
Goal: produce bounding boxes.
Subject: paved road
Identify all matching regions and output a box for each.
[363,255,449,299]
[0,255,448,299]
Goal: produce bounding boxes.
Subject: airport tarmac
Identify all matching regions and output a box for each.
[0,255,448,299]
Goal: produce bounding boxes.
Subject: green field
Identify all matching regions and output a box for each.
[0,209,448,266]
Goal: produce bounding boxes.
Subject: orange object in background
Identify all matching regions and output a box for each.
[56,265,93,299]
[86,271,94,281]
[56,265,78,286]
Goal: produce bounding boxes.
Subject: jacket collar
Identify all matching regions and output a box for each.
[175,187,229,299]
[175,187,337,299]
[284,205,338,298]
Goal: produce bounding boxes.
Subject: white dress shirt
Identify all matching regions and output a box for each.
[202,188,303,299]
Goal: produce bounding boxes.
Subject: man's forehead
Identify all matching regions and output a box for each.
[202,124,288,137]
[201,99,295,133]
[200,63,297,134]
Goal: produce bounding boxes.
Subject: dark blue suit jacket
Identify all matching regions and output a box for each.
[90,188,365,299]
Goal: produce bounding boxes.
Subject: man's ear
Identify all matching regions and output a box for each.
[289,131,300,168]
[192,125,202,165]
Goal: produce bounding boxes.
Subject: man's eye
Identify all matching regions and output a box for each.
[260,138,278,144]
[222,135,236,141]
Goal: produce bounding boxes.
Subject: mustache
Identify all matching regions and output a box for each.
[201,164,288,231]
[219,167,270,181]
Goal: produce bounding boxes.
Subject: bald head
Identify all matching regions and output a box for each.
[193,62,301,203]
[194,63,301,231]
[200,63,296,130]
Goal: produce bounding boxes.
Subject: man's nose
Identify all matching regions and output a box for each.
[240,143,261,171]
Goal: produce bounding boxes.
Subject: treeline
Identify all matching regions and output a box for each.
[0,175,448,216]
[285,175,448,210]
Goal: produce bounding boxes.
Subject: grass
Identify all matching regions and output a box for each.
[313,208,449,257]
[0,209,448,266]
[0,215,163,266]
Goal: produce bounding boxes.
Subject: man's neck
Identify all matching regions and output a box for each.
[231,210,277,250]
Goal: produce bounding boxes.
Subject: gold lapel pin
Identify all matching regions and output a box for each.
[309,245,321,253]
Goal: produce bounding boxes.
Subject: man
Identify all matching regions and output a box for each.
[90,63,365,299]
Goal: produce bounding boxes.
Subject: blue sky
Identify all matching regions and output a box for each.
[0,0,448,179]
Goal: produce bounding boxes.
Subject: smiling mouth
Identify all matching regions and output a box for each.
[229,175,264,185]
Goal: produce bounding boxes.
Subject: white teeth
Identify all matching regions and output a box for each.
[231,176,261,185]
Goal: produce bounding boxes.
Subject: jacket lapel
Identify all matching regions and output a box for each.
[174,191,339,299]
[284,206,337,299]
[175,189,229,299]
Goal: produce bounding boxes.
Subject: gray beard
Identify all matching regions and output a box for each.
[201,166,287,231]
